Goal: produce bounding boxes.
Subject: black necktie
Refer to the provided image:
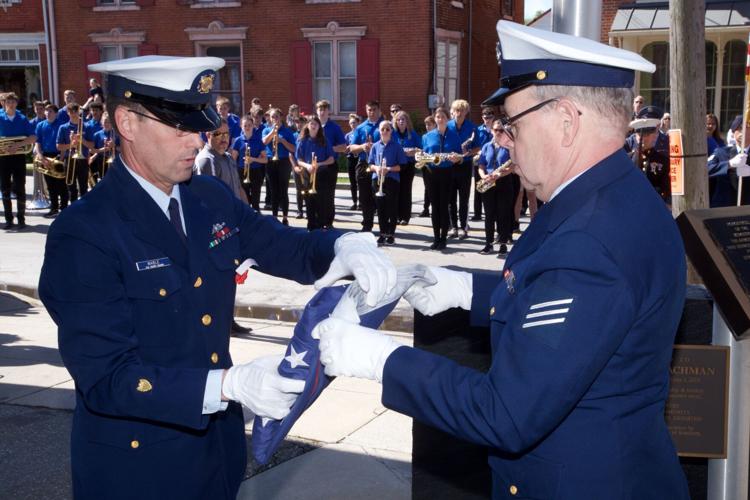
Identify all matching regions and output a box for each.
[168,197,187,245]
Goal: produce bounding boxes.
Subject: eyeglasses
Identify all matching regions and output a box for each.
[211,131,229,137]
[499,98,581,141]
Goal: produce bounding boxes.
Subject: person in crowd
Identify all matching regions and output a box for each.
[262,108,296,225]
[392,110,420,225]
[345,113,362,210]
[708,115,750,206]
[296,115,335,230]
[29,100,46,129]
[34,103,66,217]
[472,106,496,222]
[625,106,671,203]
[389,103,402,121]
[476,118,514,256]
[315,21,690,500]
[232,114,267,211]
[86,102,104,140]
[421,107,462,250]
[660,112,671,134]
[56,89,77,124]
[89,111,118,183]
[57,103,94,203]
[349,100,384,232]
[632,94,644,118]
[290,115,307,219]
[0,92,36,230]
[215,96,241,142]
[287,104,301,130]
[706,112,725,156]
[447,99,480,239]
[40,55,397,500]
[316,100,348,228]
[420,115,437,218]
[369,120,406,245]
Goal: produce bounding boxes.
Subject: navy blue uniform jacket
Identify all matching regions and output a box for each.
[39,161,339,499]
[382,150,689,499]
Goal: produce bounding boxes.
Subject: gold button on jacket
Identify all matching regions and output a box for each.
[136,378,153,393]
[202,314,212,326]
[194,276,203,288]
[490,306,495,316]
[509,485,518,496]
[158,288,167,297]
[130,440,139,449]
[211,352,219,364]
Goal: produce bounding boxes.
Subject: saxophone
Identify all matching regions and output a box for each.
[476,159,513,193]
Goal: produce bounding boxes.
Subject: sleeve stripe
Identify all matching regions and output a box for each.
[525,308,570,319]
[529,298,574,310]
[522,317,566,329]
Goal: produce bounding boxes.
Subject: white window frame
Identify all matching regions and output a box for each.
[93,0,140,12]
[0,47,40,66]
[435,29,463,106]
[190,0,241,8]
[301,21,366,119]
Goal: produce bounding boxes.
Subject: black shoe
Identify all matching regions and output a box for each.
[43,210,59,219]
[3,221,14,230]
[498,243,508,255]
[282,218,289,226]
[349,204,358,210]
[231,320,253,335]
[377,235,386,246]
[419,210,430,217]
[437,239,447,250]
[15,222,27,231]
[513,221,520,232]
[448,228,459,239]
[479,245,493,255]
[470,215,482,221]
[296,212,304,219]
[263,204,271,210]
[429,240,439,250]
[386,235,395,245]
[458,228,468,240]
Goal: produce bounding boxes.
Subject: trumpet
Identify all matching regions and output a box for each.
[33,156,66,179]
[272,125,279,161]
[414,150,457,170]
[375,158,386,198]
[242,143,252,185]
[66,120,86,186]
[475,159,513,193]
[0,136,33,156]
[308,153,318,195]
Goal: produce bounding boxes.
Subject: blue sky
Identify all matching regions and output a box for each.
[525,0,552,18]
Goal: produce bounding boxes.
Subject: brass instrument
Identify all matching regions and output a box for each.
[308,153,318,195]
[66,120,86,186]
[242,142,252,185]
[0,136,33,156]
[103,140,115,177]
[476,159,513,193]
[272,125,279,161]
[33,156,66,179]
[461,130,476,156]
[375,158,386,198]
[414,150,456,170]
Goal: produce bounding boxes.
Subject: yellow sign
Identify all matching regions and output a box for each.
[668,129,685,196]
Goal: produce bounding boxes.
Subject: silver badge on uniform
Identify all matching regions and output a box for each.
[503,268,515,294]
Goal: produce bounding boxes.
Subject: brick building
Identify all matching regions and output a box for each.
[1,0,524,123]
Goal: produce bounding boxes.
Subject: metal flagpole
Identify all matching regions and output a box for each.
[736,32,750,206]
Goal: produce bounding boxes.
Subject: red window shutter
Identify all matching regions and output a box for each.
[356,38,379,116]
[135,0,155,5]
[78,0,96,7]
[290,41,313,115]
[82,44,100,86]
[139,44,158,56]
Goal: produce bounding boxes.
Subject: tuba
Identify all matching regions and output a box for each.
[0,136,33,156]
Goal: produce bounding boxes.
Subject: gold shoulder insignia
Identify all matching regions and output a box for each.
[136,378,153,393]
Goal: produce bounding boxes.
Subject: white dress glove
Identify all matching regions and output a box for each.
[729,152,748,170]
[402,266,473,316]
[314,232,398,307]
[222,354,305,420]
[312,317,401,382]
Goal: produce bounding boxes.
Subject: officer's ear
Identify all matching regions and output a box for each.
[114,105,137,142]
[557,98,580,148]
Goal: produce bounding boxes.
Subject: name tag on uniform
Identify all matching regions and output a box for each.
[135,257,172,271]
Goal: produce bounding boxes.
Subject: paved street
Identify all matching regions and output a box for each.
[0,174,528,499]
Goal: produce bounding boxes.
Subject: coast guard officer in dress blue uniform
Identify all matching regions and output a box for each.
[38,55,396,500]
[315,21,690,499]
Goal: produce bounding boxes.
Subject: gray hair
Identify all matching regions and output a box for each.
[533,85,634,138]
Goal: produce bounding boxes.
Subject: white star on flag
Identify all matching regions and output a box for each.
[285,346,309,369]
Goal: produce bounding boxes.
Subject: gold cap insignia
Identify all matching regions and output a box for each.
[124,90,132,98]
[136,378,153,393]
[198,74,215,94]
[536,70,547,81]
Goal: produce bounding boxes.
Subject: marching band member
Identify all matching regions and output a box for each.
[287,103,301,130]
[89,112,116,184]
[29,100,46,129]
[421,107,462,250]
[420,115,437,218]
[86,102,104,136]
[316,100,347,228]
[389,103,402,121]
[369,120,406,245]
[56,103,94,202]
[447,99,480,239]
[215,96,241,142]
[231,114,267,211]
[476,119,514,256]
[262,107,296,225]
[290,115,306,219]
[392,110,420,225]
[34,103,66,217]
[56,89,77,124]
[0,92,36,230]
[472,106,496,221]
[296,116,335,230]
[345,113,362,210]
[349,100,383,232]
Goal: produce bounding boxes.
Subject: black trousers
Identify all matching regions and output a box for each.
[357,161,375,231]
[318,165,337,228]
[267,157,291,217]
[0,153,26,223]
[396,161,415,222]
[89,157,104,184]
[347,155,358,206]
[421,170,431,212]
[45,175,68,212]
[426,168,452,240]
[473,167,483,217]
[67,158,89,202]
[375,176,399,235]
[482,176,515,244]
[293,169,306,214]
[449,160,472,230]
